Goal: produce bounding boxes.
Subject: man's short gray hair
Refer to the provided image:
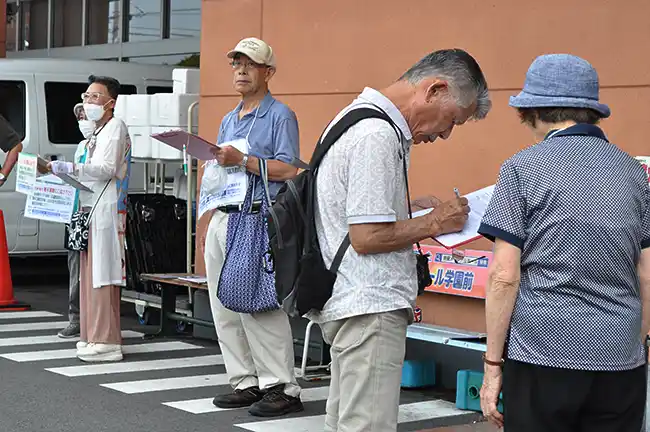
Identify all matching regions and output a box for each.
[399,49,491,120]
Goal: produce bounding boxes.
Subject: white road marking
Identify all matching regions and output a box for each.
[163,386,331,414]
[1,341,202,362]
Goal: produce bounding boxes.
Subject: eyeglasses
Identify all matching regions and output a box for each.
[230,60,264,70]
[80,92,107,103]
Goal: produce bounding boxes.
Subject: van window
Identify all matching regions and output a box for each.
[121,85,137,95]
[44,82,138,144]
[0,81,26,140]
[146,86,173,94]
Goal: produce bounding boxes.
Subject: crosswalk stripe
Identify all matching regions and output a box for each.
[46,354,224,377]
[163,385,331,414]
[102,373,230,394]
[0,310,467,428]
[0,321,69,332]
[1,341,203,362]
[0,330,142,348]
[0,311,62,319]
[234,400,466,431]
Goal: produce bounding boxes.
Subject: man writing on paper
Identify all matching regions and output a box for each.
[200,37,303,417]
[478,54,650,431]
[0,114,24,187]
[308,49,491,431]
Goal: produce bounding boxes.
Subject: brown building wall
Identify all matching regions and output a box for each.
[0,0,6,58]
[197,0,650,332]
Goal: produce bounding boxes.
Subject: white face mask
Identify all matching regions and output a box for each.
[78,120,96,139]
[83,103,106,122]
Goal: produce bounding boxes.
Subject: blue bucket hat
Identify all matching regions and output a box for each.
[509,54,610,118]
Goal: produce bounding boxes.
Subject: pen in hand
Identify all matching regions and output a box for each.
[454,188,461,198]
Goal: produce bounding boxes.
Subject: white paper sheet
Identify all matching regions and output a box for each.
[36,156,93,193]
[24,175,77,224]
[16,153,38,195]
[412,185,495,249]
[177,276,208,284]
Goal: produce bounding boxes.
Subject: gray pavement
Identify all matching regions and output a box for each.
[0,268,483,432]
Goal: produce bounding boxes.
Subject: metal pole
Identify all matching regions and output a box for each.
[186,101,199,303]
[80,0,87,46]
[46,0,52,51]
[186,101,199,273]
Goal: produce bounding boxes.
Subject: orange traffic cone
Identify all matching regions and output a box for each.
[0,210,30,311]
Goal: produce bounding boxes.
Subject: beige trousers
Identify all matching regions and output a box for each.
[204,210,300,397]
[320,310,409,432]
[79,230,122,345]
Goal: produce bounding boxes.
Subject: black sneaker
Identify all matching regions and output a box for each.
[58,323,80,339]
[212,386,264,409]
[248,385,304,417]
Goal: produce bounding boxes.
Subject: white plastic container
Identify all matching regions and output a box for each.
[150,126,185,160]
[150,93,199,127]
[128,126,153,159]
[173,68,201,94]
[123,94,152,127]
[114,95,128,121]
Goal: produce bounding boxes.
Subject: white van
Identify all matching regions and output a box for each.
[0,58,177,255]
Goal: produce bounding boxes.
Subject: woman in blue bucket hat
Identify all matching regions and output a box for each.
[477,54,650,431]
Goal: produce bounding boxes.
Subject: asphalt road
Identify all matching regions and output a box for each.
[0,257,483,432]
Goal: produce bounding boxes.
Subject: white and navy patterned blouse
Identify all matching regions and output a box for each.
[479,124,650,371]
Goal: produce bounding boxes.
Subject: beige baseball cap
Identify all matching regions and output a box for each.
[227,37,276,67]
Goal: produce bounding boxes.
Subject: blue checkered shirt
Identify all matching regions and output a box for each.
[479,124,650,371]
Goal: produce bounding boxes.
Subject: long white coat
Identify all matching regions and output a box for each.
[76,117,130,289]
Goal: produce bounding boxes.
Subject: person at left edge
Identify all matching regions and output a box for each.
[0,113,24,187]
[200,37,303,417]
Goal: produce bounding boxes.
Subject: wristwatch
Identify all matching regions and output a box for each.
[240,154,249,169]
[0,173,6,185]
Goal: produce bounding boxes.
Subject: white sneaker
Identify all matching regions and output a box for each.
[76,342,94,357]
[77,343,123,362]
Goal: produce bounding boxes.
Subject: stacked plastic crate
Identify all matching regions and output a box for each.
[120,68,201,294]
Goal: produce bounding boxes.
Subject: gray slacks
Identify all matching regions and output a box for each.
[67,249,80,324]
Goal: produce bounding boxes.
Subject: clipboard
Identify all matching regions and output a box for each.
[36,156,94,193]
[412,184,495,249]
[150,129,218,161]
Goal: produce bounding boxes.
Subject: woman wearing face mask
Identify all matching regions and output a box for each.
[57,103,96,340]
[48,75,132,362]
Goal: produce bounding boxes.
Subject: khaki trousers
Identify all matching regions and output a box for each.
[320,310,408,432]
[204,210,300,397]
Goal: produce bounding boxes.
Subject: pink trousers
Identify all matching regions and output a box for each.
[79,230,122,345]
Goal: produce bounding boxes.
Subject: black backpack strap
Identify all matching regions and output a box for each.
[306,107,400,273]
[309,108,395,171]
[330,234,350,273]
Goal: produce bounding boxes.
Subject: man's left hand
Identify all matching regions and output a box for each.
[480,365,504,428]
[411,195,442,212]
[211,145,244,168]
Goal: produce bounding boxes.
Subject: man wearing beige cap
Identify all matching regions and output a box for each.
[200,37,303,417]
